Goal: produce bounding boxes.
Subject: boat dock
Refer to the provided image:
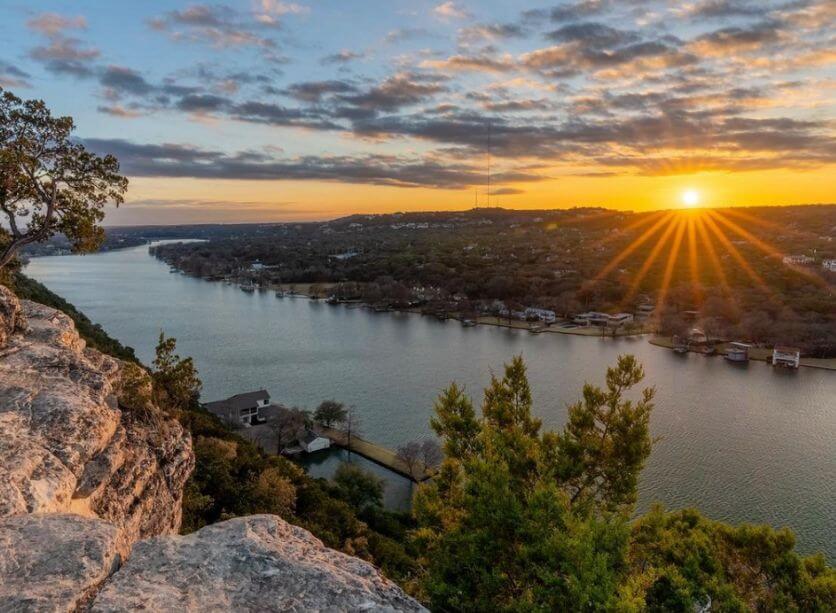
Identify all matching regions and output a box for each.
[317,426,433,482]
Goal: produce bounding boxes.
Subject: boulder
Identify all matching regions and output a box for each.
[0,513,122,612]
[91,515,426,612]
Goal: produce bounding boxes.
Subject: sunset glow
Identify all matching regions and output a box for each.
[682,190,701,208]
[0,1,833,223]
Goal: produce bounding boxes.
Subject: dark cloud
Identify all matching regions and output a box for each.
[148,4,282,50]
[0,62,31,88]
[82,138,545,189]
[545,22,639,47]
[320,50,365,65]
[691,21,785,53]
[99,66,154,96]
[547,0,609,23]
[338,73,448,111]
[684,0,768,18]
[284,80,357,102]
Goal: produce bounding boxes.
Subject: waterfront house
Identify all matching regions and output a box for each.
[524,307,557,324]
[203,390,271,427]
[782,254,814,265]
[823,259,836,272]
[299,430,331,453]
[573,312,632,327]
[724,342,750,363]
[772,346,801,369]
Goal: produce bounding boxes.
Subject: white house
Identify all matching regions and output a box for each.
[299,430,331,453]
[203,390,271,427]
[524,307,557,324]
[823,259,836,272]
[573,312,611,326]
[782,254,814,265]
[772,346,800,369]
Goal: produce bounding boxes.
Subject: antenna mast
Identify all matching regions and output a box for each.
[487,119,492,208]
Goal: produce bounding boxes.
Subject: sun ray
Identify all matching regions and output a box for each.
[656,216,688,314]
[620,215,681,309]
[588,210,668,252]
[686,215,702,306]
[695,215,735,306]
[594,211,674,281]
[709,210,832,289]
[701,213,776,300]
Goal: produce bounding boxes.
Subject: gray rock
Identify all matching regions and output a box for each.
[91,515,427,612]
[0,292,194,544]
[0,513,122,612]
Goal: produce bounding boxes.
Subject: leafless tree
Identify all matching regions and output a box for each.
[267,406,307,454]
[396,440,423,480]
[420,439,443,472]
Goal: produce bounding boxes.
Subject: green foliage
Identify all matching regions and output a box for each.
[0,88,128,269]
[333,463,384,510]
[414,355,833,611]
[314,399,347,427]
[414,355,648,610]
[152,332,202,413]
[627,506,836,612]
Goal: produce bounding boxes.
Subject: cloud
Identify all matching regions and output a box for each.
[680,0,767,19]
[27,12,100,77]
[338,73,448,111]
[82,138,546,189]
[0,62,31,88]
[422,53,515,73]
[99,65,154,96]
[458,23,527,44]
[433,2,471,20]
[148,4,288,51]
[384,28,432,44]
[320,50,365,65]
[26,13,87,36]
[547,0,608,23]
[284,80,356,102]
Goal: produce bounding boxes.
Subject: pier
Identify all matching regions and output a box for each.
[317,426,433,482]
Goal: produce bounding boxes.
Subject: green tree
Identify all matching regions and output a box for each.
[314,399,347,428]
[0,88,128,269]
[334,462,384,510]
[413,355,654,611]
[152,332,202,413]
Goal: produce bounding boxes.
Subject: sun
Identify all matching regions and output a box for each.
[681,189,700,208]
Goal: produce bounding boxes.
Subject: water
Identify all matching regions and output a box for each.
[25,242,836,559]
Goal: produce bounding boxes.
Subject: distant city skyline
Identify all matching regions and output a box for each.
[1,1,834,224]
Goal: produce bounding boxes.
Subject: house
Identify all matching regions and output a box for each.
[609,313,634,326]
[782,254,814,265]
[772,346,800,369]
[573,311,611,326]
[573,312,632,327]
[524,307,557,324]
[724,342,750,363]
[203,390,271,427]
[299,430,331,453]
[823,259,836,272]
[635,304,655,320]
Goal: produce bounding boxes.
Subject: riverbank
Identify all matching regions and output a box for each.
[649,336,836,371]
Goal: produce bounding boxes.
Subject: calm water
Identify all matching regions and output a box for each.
[26,243,835,559]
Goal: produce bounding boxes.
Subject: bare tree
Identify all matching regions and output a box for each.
[0,88,128,269]
[420,439,443,472]
[267,406,307,454]
[344,406,362,458]
[396,440,423,480]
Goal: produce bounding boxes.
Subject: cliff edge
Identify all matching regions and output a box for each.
[0,286,424,611]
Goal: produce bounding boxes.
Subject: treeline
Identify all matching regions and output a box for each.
[150,206,836,356]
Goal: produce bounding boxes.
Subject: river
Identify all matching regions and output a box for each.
[24,242,835,559]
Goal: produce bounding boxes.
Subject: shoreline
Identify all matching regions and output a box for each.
[184,275,836,372]
[649,336,836,371]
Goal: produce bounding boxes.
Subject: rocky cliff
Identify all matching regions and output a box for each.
[0,286,424,612]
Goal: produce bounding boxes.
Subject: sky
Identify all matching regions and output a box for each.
[1,0,834,224]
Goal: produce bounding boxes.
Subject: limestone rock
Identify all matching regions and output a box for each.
[0,513,122,612]
[91,515,426,612]
[0,292,194,545]
[0,284,25,348]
